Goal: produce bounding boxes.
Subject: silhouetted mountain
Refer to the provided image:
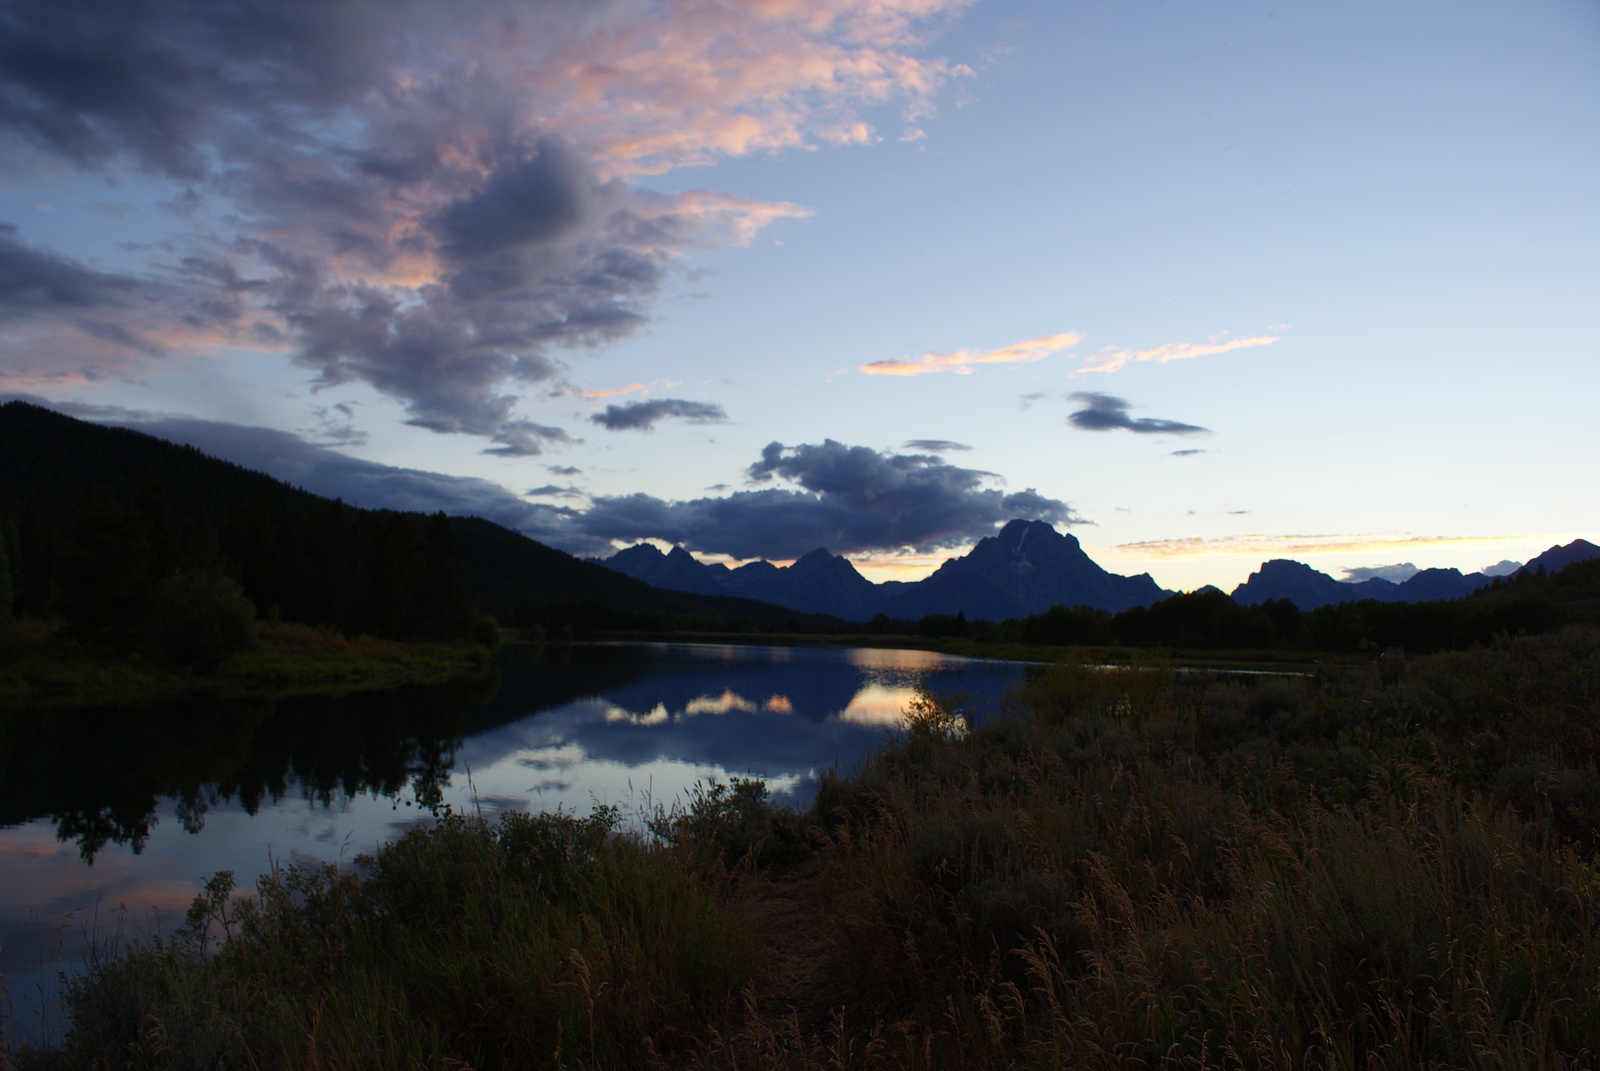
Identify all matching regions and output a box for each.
[1394,567,1495,602]
[1233,559,1497,610]
[601,543,729,597]
[1232,560,1382,609]
[599,519,1170,621]
[730,549,884,620]
[886,520,1169,619]
[1515,540,1600,578]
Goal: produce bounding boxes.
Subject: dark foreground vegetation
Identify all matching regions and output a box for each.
[14,625,1600,1069]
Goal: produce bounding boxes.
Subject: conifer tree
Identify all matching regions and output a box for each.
[0,494,14,624]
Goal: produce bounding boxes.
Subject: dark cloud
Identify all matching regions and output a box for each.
[12,401,1082,562]
[435,137,627,288]
[484,420,575,457]
[903,439,972,452]
[547,464,582,476]
[1342,563,1419,584]
[526,484,584,499]
[1067,392,1208,435]
[572,439,1083,559]
[590,398,728,431]
[0,224,144,312]
[0,0,617,175]
[1170,448,1207,457]
[0,0,781,451]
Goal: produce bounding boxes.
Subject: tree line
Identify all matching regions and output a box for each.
[0,473,482,669]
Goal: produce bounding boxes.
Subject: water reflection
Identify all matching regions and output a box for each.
[0,642,1028,1048]
[0,676,498,864]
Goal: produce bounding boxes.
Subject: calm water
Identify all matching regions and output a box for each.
[0,642,1031,1047]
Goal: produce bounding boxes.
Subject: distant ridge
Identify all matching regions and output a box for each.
[1230,560,1498,610]
[1515,540,1600,578]
[1230,540,1600,610]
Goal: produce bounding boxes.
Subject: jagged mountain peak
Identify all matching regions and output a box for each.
[1517,539,1600,577]
[608,542,667,565]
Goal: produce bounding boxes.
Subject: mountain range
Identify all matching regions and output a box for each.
[600,528,1600,620]
[598,520,1170,621]
[1230,542,1600,610]
[7,399,1594,628]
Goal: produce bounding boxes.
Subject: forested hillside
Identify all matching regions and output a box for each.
[0,402,820,662]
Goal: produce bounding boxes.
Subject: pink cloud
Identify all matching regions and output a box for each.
[579,383,645,399]
[1078,333,1280,375]
[860,331,1083,377]
[0,0,975,449]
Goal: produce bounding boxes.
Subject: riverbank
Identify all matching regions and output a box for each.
[581,627,1358,672]
[0,617,494,710]
[15,625,1600,1068]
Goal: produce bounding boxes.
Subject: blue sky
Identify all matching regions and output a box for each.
[2,0,1595,591]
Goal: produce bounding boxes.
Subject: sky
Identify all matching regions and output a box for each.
[1,0,1596,592]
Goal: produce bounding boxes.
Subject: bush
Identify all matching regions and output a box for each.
[148,567,258,673]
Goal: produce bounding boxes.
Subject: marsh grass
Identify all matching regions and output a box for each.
[23,810,760,1070]
[23,627,1600,1069]
[788,629,1600,1069]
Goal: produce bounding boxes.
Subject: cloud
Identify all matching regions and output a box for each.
[0,224,145,312]
[578,383,645,399]
[1342,563,1420,583]
[590,398,728,431]
[0,0,970,446]
[1067,392,1208,436]
[484,420,575,457]
[1106,533,1551,559]
[20,400,1081,562]
[1077,333,1279,375]
[569,439,1081,559]
[526,484,585,499]
[0,225,246,384]
[861,331,1081,377]
[1481,559,1523,577]
[1170,448,1207,456]
[547,464,582,476]
[903,439,972,452]
[66,409,612,543]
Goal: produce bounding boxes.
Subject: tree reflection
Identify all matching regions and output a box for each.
[0,674,498,862]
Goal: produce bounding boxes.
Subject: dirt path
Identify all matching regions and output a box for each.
[737,872,835,1031]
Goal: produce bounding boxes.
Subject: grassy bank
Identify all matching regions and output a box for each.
[0,618,493,709]
[13,626,1600,1068]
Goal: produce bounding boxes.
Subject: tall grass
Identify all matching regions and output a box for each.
[794,628,1600,1069]
[24,809,760,1070]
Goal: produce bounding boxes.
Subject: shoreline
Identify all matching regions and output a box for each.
[0,618,494,711]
